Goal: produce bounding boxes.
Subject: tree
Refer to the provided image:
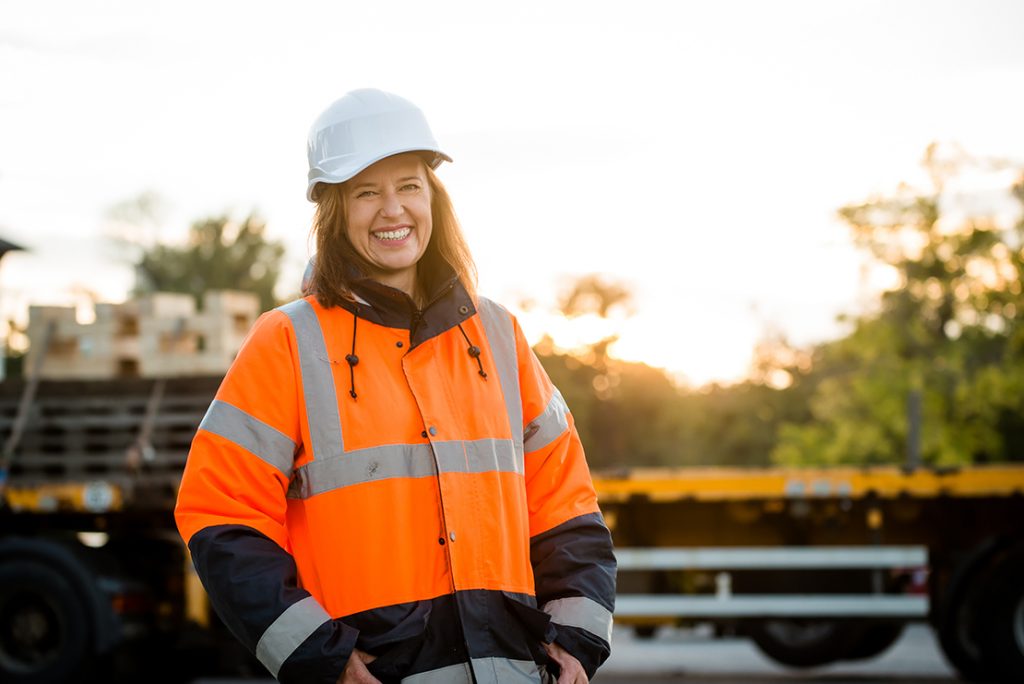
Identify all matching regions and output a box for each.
[772,145,1024,466]
[533,275,800,469]
[134,212,285,313]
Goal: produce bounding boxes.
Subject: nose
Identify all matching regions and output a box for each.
[379,192,404,218]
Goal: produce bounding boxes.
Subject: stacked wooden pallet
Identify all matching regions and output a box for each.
[0,376,220,509]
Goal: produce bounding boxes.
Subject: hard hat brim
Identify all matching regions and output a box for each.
[307,147,452,202]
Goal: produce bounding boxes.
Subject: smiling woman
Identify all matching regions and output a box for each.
[174,88,617,684]
[310,153,476,311]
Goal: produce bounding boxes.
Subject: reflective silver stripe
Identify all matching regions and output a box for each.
[434,438,522,476]
[470,657,543,684]
[288,443,435,499]
[403,661,474,683]
[255,596,331,678]
[287,438,522,499]
[278,299,344,461]
[199,399,296,476]
[477,298,523,453]
[523,388,569,453]
[543,596,613,644]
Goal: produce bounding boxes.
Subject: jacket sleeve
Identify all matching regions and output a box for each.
[512,316,617,679]
[174,309,358,684]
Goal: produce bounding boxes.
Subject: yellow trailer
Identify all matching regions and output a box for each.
[595,465,1024,681]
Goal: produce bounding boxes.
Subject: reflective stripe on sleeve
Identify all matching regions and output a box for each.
[543,596,613,644]
[278,299,344,461]
[254,596,331,678]
[477,298,523,452]
[523,388,569,454]
[199,399,296,477]
[287,438,522,499]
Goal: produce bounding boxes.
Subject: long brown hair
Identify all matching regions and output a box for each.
[308,160,477,308]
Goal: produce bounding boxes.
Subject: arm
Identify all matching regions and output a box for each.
[514,319,617,679]
[175,310,359,683]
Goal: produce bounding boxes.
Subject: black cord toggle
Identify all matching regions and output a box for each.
[347,314,359,399]
[457,324,488,379]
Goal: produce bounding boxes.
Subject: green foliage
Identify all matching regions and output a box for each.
[540,147,1024,469]
[135,213,285,313]
[535,337,814,470]
[773,149,1024,466]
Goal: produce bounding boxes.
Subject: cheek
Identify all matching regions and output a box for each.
[344,207,371,241]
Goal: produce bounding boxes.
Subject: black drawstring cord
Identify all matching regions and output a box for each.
[457,323,487,379]
[346,313,359,400]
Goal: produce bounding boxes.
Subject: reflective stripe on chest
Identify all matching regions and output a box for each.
[278,297,524,499]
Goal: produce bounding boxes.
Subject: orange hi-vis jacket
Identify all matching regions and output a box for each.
[175,271,616,684]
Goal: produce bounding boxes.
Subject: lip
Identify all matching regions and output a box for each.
[372,223,412,232]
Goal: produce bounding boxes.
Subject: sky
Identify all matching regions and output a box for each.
[2,0,1023,385]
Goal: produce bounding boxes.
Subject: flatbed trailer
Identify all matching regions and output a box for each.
[596,466,1024,680]
[1,376,1022,682]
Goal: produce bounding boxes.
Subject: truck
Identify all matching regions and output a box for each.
[1,373,1022,682]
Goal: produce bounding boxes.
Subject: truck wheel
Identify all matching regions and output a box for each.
[934,548,998,682]
[749,619,863,668]
[977,543,1024,682]
[0,560,92,683]
[842,620,904,661]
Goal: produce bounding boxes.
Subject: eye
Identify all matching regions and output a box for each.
[356,190,378,199]
[399,183,421,192]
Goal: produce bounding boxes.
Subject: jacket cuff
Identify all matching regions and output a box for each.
[550,623,610,680]
[277,619,359,684]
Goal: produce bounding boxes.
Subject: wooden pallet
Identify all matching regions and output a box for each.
[0,376,220,509]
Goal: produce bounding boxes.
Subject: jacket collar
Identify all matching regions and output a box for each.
[338,262,477,348]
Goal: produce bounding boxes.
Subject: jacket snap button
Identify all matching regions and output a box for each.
[438,537,445,545]
[421,430,428,439]
[428,426,437,436]
[449,531,456,542]
[459,305,469,315]
[396,341,404,348]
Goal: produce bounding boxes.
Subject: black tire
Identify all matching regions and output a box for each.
[0,559,93,684]
[748,619,865,668]
[843,620,905,661]
[976,543,1024,682]
[934,549,1000,682]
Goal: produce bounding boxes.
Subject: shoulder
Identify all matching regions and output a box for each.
[474,296,530,351]
[237,296,326,356]
[475,295,515,323]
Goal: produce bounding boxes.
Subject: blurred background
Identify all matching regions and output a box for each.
[2,1,1023,682]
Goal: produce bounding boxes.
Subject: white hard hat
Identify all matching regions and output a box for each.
[306,88,451,202]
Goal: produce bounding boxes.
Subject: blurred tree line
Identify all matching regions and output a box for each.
[99,145,1023,469]
[537,145,1024,470]
[106,193,285,312]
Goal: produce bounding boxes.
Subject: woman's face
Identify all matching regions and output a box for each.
[343,153,433,294]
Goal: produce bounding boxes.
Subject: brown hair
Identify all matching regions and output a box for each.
[308,160,477,308]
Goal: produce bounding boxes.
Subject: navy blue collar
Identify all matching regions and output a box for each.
[339,264,477,348]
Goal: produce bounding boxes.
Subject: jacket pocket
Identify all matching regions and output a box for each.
[355,601,431,683]
[501,593,557,667]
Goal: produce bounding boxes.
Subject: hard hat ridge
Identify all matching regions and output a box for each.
[306,88,451,202]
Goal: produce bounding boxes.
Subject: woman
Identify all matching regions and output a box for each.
[175,89,615,684]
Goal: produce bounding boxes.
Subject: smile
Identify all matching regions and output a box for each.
[373,227,412,241]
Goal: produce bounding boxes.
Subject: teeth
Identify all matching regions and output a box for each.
[375,227,411,240]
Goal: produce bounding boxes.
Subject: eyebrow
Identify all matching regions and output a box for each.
[350,175,424,190]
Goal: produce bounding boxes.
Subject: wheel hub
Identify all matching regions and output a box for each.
[0,592,63,671]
